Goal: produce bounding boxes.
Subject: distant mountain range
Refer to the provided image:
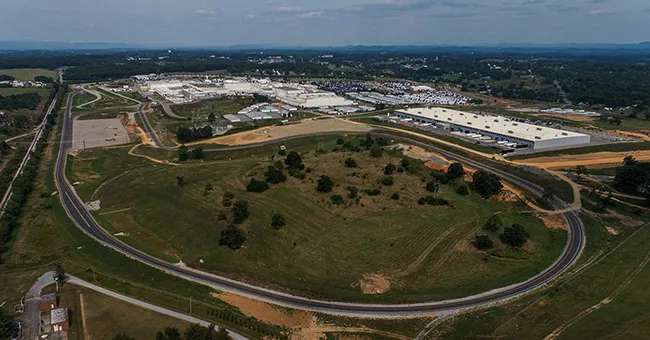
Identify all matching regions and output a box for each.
[1,41,650,54]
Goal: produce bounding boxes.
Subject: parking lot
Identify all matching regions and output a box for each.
[72,118,130,150]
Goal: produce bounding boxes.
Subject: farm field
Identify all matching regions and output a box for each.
[71,136,566,303]
[0,68,58,81]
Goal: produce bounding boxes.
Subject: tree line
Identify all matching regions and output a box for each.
[0,92,42,110]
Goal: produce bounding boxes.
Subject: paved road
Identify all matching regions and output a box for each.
[18,271,246,340]
[158,100,187,119]
[136,102,175,151]
[55,90,585,317]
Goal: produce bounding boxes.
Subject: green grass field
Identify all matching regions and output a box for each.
[69,137,565,303]
[0,68,58,81]
[0,87,52,96]
[509,142,650,161]
[72,91,99,107]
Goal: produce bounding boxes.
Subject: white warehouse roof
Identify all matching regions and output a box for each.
[394,107,588,142]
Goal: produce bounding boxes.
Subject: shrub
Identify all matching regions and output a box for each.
[246,178,269,193]
[290,170,306,179]
[426,181,440,193]
[390,193,400,200]
[223,192,235,199]
[265,166,287,184]
[400,158,411,170]
[217,211,227,221]
[365,188,381,196]
[347,186,359,198]
[456,185,470,196]
[381,176,394,186]
[336,137,345,145]
[418,197,426,205]
[219,225,246,249]
[285,151,302,169]
[271,213,286,229]
[231,200,249,224]
[278,149,286,156]
[222,197,232,207]
[204,182,213,192]
[191,147,205,159]
[298,163,305,170]
[384,163,396,175]
[484,215,503,232]
[306,167,312,173]
[331,195,345,205]
[317,175,334,193]
[419,196,449,206]
[473,235,494,251]
[369,144,383,158]
[344,158,358,168]
[500,224,530,247]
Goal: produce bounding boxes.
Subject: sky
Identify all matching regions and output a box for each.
[2,0,650,46]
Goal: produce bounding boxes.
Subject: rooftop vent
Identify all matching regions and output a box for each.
[513,123,518,126]
[508,130,514,134]
[562,132,568,136]
[467,122,472,125]
[536,127,542,131]
[535,136,542,140]
[485,126,490,129]
[494,119,499,122]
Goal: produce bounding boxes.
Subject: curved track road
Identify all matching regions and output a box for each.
[55,91,585,317]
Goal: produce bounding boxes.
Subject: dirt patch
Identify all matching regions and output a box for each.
[606,226,620,235]
[211,292,414,340]
[356,274,391,294]
[516,151,650,170]
[613,130,650,142]
[534,113,597,123]
[212,292,313,329]
[189,118,371,146]
[72,118,130,150]
[582,208,645,227]
[538,213,568,230]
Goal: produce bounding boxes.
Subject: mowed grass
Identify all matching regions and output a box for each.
[0,68,58,81]
[72,91,99,107]
[79,286,190,339]
[75,139,566,302]
[171,96,254,118]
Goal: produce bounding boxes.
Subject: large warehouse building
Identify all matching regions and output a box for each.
[392,107,590,149]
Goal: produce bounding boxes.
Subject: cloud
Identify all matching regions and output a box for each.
[438,0,483,8]
[588,0,609,3]
[195,9,217,16]
[521,0,546,4]
[586,8,611,15]
[299,11,324,18]
[430,10,481,18]
[277,6,301,12]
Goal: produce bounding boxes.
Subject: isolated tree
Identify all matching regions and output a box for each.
[472,170,503,198]
[447,162,465,179]
[278,149,286,156]
[473,235,495,251]
[204,324,216,340]
[344,158,358,168]
[384,163,396,175]
[575,165,588,178]
[271,213,286,229]
[112,334,135,340]
[191,147,205,159]
[54,264,66,282]
[484,215,503,232]
[347,185,359,198]
[391,192,400,200]
[381,175,394,186]
[0,141,10,155]
[208,113,216,124]
[330,194,345,205]
[176,175,185,187]
[369,144,383,158]
[285,151,303,169]
[360,133,375,149]
[456,184,470,196]
[156,327,181,340]
[219,225,246,249]
[317,175,334,193]
[400,157,411,170]
[204,182,213,192]
[500,224,530,248]
[231,200,250,224]
[336,137,345,145]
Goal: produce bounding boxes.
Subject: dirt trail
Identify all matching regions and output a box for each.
[544,251,650,340]
[128,144,179,166]
[213,292,416,340]
[533,113,597,123]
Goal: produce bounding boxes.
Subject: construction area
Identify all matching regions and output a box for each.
[71,118,130,150]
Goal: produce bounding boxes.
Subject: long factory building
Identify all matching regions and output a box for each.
[391,107,590,149]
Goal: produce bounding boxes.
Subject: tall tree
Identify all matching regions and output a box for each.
[156,327,181,340]
[446,162,465,179]
[285,151,303,170]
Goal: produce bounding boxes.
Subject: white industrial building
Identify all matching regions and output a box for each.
[392,107,590,149]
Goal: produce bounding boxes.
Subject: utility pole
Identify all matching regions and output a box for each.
[92,266,96,282]
[83,139,86,150]
[189,296,193,314]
